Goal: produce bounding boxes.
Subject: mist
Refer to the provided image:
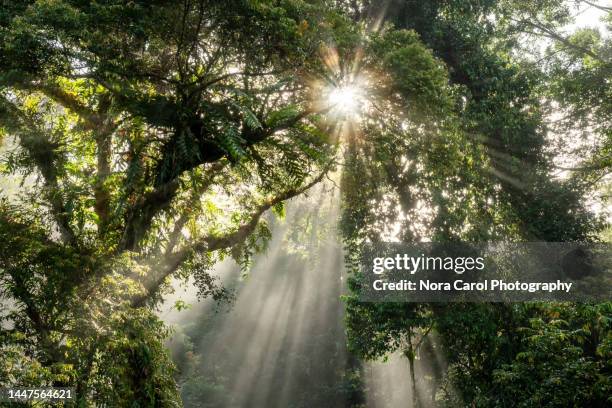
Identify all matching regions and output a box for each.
[161,185,441,407]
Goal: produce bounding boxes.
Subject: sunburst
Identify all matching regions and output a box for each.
[324,82,365,117]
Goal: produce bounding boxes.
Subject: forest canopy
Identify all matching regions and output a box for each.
[0,0,610,407]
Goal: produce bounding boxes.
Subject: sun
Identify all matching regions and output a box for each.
[325,83,364,117]
[328,86,359,112]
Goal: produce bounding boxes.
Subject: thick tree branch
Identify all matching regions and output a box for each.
[191,69,286,96]
[553,162,611,171]
[118,179,181,251]
[38,83,99,124]
[164,163,228,254]
[579,1,612,12]
[154,106,315,186]
[5,77,97,124]
[131,163,332,307]
[119,108,315,251]
[512,17,609,64]
[90,95,116,234]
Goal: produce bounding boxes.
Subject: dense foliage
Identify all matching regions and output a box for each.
[340,1,611,406]
[0,1,355,405]
[0,0,610,407]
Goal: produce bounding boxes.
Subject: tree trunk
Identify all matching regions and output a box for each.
[406,339,418,408]
[408,354,417,408]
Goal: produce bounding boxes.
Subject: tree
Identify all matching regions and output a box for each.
[0,1,355,405]
[1,1,609,406]
[496,0,611,187]
[339,1,609,406]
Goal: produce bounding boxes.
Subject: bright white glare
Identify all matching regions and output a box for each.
[327,84,362,116]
